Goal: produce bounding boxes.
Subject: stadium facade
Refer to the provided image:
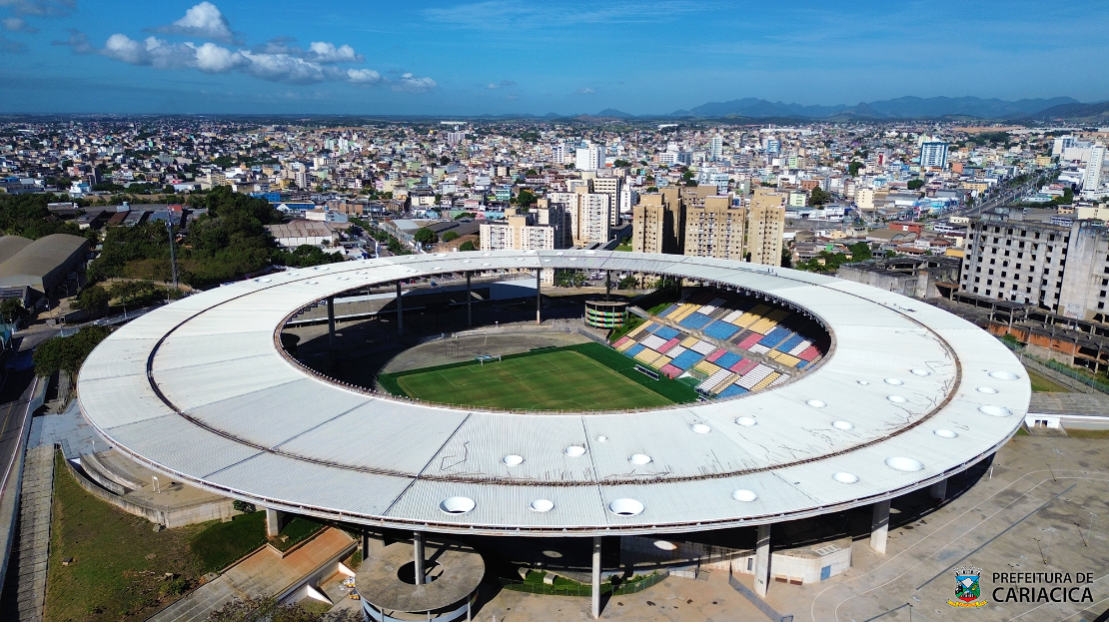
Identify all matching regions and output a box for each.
[77,250,1029,618]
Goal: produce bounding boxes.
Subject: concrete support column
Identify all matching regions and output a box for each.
[265,508,283,538]
[535,270,542,325]
[396,281,404,335]
[929,478,948,502]
[870,499,891,554]
[414,531,424,586]
[754,524,771,597]
[466,272,473,328]
[327,296,336,350]
[591,536,602,619]
[362,528,369,557]
[606,270,612,300]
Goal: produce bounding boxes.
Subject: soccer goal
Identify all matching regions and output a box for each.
[475,354,502,365]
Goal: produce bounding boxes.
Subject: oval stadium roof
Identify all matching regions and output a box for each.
[76,250,1030,536]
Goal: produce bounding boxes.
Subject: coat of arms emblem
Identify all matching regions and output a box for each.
[948,566,988,607]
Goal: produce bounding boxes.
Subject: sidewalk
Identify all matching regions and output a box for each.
[150,527,357,621]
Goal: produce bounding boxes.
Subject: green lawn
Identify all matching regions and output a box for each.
[189,511,267,573]
[44,451,271,621]
[381,342,698,410]
[1027,370,1071,393]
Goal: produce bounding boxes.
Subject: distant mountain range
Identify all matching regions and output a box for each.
[665,96,1082,120]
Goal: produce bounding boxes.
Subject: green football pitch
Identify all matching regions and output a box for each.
[378,343,699,411]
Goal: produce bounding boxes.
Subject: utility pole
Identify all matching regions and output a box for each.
[166,220,179,290]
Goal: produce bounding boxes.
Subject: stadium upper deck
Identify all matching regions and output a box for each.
[76,250,1029,536]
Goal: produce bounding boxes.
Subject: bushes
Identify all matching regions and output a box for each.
[189,511,267,574]
[33,326,113,377]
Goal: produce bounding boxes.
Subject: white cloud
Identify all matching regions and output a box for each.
[347,68,382,85]
[306,41,362,63]
[149,1,238,44]
[392,73,436,93]
[2,17,37,33]
[53,3,436,93]
[0,0,75,17]
[486,83,499,89]
[574,87,595,95]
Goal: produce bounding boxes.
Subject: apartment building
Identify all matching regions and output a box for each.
[590,176,623,226]
[684,196,747,260]
[747,187,787,266]
[631,193,682,254]
[479,213,557,252]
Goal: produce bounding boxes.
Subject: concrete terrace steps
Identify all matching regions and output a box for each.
[9,446,55,622]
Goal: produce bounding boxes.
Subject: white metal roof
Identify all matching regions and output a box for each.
[77,250,1030,536]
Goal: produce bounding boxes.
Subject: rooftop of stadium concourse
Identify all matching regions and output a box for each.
[77,250,1029,536]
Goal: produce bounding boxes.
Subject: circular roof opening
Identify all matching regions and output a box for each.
[691,424,711,434]
[934,429,958,438]
[254,277,271,283]
[608,498,644,516]
[832,420,854,430]
[439,496,476,515]
[629,453,652,465]
[888,395,907,404]
[833,472,859,484]
[884,378,904,386]
[736,416,757,427]
[807,399,826,408]
[596,435,608,442]
[653,540,678,551]
[732,489,758,502]
[885,457,924,472]
[502,454,524,466]
[564,445,586,457]
[989,371,1020,380]
[910,369,931,376]
[979,405,1012,416]
[857,380,870,386]
[530,499,554,513]
[977,386,998,394]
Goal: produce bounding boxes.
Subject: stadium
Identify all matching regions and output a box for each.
[76,250,1029,620]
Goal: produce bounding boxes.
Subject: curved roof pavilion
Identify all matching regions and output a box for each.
[77,250,1029,536]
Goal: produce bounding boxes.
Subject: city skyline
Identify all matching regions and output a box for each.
[1,0,1108,115]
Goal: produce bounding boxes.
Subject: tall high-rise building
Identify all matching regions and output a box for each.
[578,193,611,245]
[684,196,746,260]
[747,188,787,266]
[631,194,683,255]
[479,212,558,252]
[575,143,605,170]
[710,135,723,161]
[590,176,623,227]
[1085,145,1105,191]
[446,131,466,145]
[920,142,949,169]
[551,143,567,164]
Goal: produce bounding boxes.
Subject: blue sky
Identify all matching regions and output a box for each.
[1,0,1107,115]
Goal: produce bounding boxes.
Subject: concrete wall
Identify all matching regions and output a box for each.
[62,459,236,528]
[731,538,852,585]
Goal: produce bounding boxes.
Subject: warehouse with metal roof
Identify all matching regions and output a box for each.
[0,233,88,296]
[76,250,1030,617]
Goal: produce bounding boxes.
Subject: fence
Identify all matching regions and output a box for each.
[500,571,668,597]
[1006,345,1109,394]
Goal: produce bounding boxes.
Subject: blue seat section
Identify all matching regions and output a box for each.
[717,384,749,398]
[670,350,704,371]
[655,326,680,341]
[678,312,713,330]
[703,320,740,341]
[625,344,645,357]
[777,334,806,353]
[644,323,660,333]
[714,352,742,370]
[659,304,681,318]
[758,326,792,347]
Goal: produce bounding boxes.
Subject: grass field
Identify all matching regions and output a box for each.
[379,342,698,410]
[1027,369,1072,393]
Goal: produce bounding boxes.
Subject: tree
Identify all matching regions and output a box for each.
[907,179,925,190]
[808,187,830,206]
[848,161,864,177]
[33,326,113,377]
[780,247,793,268]
[441,230,460,242]
[848,241,872,261]
[74,285,109,316]
[618,275,638,290]
[513,189,537,207]
[439,156,450,165]
[458,241,476,251]
[413,227,438,246]
[0,298,27,324]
